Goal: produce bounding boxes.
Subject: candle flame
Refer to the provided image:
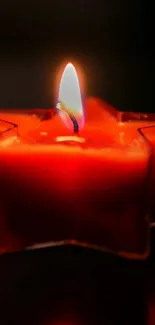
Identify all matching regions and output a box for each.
[57,63,84,132]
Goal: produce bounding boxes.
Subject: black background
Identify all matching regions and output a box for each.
[0,3,154,324]
[0,245,148,325]
[0,0,152,111]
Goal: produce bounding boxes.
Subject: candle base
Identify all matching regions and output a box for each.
[25,236,149,261]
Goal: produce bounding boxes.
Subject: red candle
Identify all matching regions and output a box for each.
[0,63,152,259]
[117,113,155,229]
[133,126,155,226]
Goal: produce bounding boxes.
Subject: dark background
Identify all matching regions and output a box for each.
[0,245,148,325]
[0,3,154,324]
[0,0,152,111]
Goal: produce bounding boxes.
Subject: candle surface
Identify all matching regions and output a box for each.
[0,99,153,259]
[0,112,40,137]
[135,126,155,225]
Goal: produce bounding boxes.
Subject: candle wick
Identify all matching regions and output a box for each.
[57,101,79,134]
[69,114,79,133]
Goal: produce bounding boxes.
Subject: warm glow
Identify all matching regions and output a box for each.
[55,135,86,143]
[0,136,17,148]
[57,63,84,132]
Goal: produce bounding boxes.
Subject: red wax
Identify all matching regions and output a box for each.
[0,99,152,258]
[0,112,40,136]
[118,113,155,229]
[135,126,155,225]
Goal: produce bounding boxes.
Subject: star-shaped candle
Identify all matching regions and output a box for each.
[0,62,154,259]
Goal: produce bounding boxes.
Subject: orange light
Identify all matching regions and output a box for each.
[0,136,18,148]
[56,63,84,132]
[55,135,86,143]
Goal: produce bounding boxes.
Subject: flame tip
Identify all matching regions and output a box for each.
[66,62,74,69]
